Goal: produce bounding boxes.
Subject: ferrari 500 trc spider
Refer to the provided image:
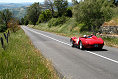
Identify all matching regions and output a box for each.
[70,34,104,50]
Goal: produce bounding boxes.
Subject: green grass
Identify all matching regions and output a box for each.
[102,36,118,47]
[0,29,59,79]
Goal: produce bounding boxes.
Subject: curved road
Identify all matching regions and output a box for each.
[22,26,118,79]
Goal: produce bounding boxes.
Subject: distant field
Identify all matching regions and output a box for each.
[0,29,59,79]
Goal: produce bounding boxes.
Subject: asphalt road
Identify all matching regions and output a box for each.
[22,26,118,79]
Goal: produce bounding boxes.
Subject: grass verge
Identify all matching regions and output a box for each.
[0,29,59,79]
[29,21,118,48]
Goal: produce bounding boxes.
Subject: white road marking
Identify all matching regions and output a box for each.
[23,26,118,64]
[23,26,71,46]
[86,51,118,64]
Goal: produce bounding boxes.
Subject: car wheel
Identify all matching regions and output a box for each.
[79,41,84,50]
[70,39,74,47]
[98,47,103,50]
[72,41,75,47]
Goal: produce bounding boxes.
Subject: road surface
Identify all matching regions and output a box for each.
[22,26,118,79]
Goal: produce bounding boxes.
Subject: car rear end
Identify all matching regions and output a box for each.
[84,37,104,49]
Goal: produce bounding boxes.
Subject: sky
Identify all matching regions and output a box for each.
[0,0,72,3]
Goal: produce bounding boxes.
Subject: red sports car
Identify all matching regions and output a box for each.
[70,34,104,50]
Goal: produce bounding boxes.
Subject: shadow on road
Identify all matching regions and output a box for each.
[86,48,108,51]
[72,46,108,51]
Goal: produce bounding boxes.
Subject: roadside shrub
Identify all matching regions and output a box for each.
[48,18,56,27]
[37,13,45,24]
[48,16,67,27]
[113,7,118,17]
[0,24,7,32]
[7,18,19,33]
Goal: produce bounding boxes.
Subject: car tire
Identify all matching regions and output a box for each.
[79,41,84,50]
[98,47,103,50]
[72,41,75,47]
[70,39,74,47]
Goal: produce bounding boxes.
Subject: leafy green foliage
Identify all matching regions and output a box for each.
[44,0,55,17]
[48,16,68,27]
[112,0,118,7]
[20,18,24,25]
[54,0,68,16]
[23,15,29,25]
[0,9,12,32]
[73,0,113,32]
[37,9,52,24]
[0,9,12,28]
[72,0,79,5]
[27,3,41,25]
[0,24,6,32]
[65,7,72,17]
[8,18,19,33]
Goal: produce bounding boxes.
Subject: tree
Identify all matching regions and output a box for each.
[73,0,113,32]
[44,9,52,21]
[27,2,41,25]
[65,7,72,17]
[0,24,6,32]
[0,9,12,28]
[8,18,19,33]
[113,0,118,6]
[54,0,68,17]
[37,9,52,24]
[20,18,24,25]
[72,0,79,5]
[44,0,55,17]
[24,15,29,25]
[0,14,3,24]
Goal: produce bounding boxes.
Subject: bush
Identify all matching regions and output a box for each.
[48,16,67,27]
[113,7,118,17]
[37,13,45,24]
[0,24,7,32]
[7,18,19,33]
[37,10,52,24]
[65,8,72,17]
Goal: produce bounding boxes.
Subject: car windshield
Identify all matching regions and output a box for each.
[88,36,92,38]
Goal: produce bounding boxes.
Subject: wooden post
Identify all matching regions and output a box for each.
[6,33,8,43]
[8,30,10,36]
[0,37,4,49]
[3,33,7,39]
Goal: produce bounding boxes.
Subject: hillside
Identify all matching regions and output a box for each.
[0,2,72,19]
[0,3,32,10]
[0,3,32,19]
[10,7,27,19]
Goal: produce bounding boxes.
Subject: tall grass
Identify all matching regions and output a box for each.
[102,36,118,47]
[0,29,59,79]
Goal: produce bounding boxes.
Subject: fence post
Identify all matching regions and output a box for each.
[0,37,4,50]
[8,30,10,36]
[3,33,7,39]
[6,33,9,43]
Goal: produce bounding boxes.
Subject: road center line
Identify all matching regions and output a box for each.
[24,26,118,64]
[86,51,118,64]
[24,27,71,46]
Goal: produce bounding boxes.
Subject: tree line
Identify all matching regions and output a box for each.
[21,0,118,32]
[21,0,72,26]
